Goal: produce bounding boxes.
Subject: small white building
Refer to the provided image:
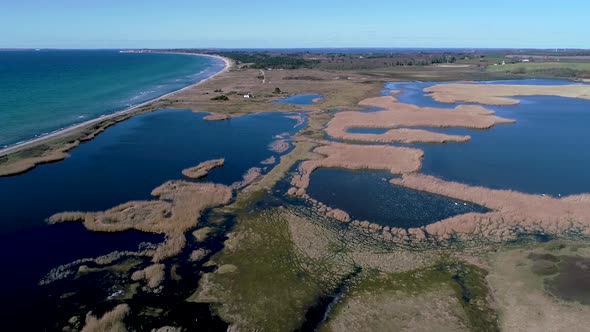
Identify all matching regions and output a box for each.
[243,93,253,99]
[522,59,530,62]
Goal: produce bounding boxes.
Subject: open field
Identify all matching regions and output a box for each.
[486,241,590,331]
[486,61,590,78]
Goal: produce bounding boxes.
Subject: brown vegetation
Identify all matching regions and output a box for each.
[131,263,165,288]
[290,141,423,192]
[425,83,590,105]
[81,304,130,332]
[192,226,213,242]
[260,156,276,165]
[324,288,469,332]
[50,181,231,234]
[231,167,263,190]
[181,158,224,179]
[0,141,79,177]
[268,139,290,153]
[189,248,210,262]
[390,174,590,242]
[50,180,231,262]
[325,96,514,143]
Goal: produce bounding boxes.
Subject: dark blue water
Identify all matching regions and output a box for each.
[0,50,224,147]
[307,168,487,228]
[381,80,590,196]
[0,109,297,324]
[346,127,390,134]
[416,96,590,195]
[273,94,323,105]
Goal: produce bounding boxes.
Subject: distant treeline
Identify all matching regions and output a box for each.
[206,51,320,69]
[162,49,462,70]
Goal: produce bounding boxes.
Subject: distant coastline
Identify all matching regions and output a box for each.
[0,53,231,157]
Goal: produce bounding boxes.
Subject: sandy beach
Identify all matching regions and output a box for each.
[0,53,231,157]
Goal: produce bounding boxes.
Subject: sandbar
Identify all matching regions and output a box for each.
[424,83,590,105]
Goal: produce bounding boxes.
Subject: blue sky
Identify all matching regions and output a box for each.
[2,0,589,49]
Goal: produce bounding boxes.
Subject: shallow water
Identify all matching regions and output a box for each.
[383,80,590,196]
[385,78,583,108]
[306,168,488,228]
[0,109,298,328]
[0,50,224,147]
[273,94,323,105]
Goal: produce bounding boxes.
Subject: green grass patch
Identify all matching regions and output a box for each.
[486,62,590,78]
[190,209,341,331]
[325,260,499,332]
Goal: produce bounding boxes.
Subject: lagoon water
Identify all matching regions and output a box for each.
[0,50,224,147]
[273,94,323,105]
[383,80,590,196]
[0,109,298,327]
[311,79,590,228]
[307,168,487,228]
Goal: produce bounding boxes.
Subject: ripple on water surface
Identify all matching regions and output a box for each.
[306,168,488,229]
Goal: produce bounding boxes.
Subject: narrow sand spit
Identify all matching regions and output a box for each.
[182,158,224,179]
[389,174,590,242]
[50,181,232,260]
[290,141,423,193]
[424,83,590,105]
[325,96,514,143]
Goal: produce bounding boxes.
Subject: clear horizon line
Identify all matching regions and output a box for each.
[2,47,590,51]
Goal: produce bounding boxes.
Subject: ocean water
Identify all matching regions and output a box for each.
[0,109,298,328]
[0,50,224,147]
[382,80,590,196]
[306,168,487,228]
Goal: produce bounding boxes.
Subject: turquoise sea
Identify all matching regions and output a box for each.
[0,50,224,147]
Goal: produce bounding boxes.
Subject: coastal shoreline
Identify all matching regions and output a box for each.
[0,53,232,157]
